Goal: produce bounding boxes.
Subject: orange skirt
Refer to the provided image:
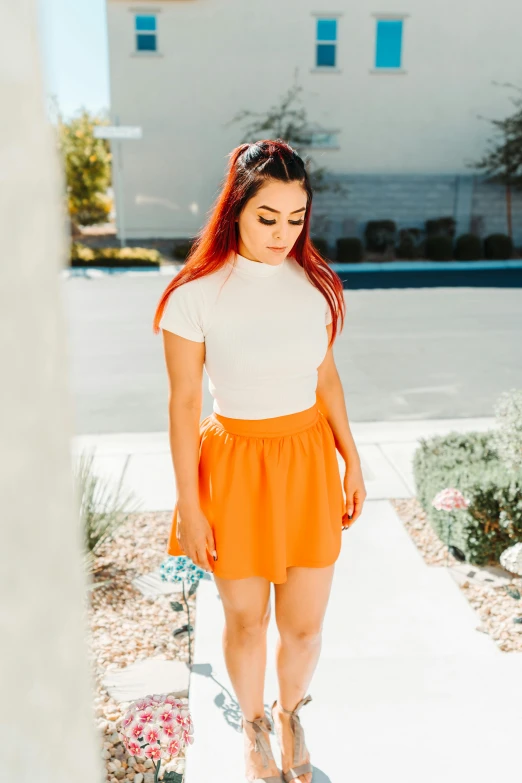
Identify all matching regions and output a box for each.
[167,400,345,584]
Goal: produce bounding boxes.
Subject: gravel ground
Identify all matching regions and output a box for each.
[391,498,522,653]
[88,511,194,782]
[88,500,522,781]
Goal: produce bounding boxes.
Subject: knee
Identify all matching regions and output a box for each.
[280,624,322,647]
[226,605,270,641]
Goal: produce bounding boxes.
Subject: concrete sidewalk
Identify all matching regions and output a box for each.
[73,417,522,782]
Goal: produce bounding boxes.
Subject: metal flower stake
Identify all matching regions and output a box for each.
[431,487,470,566]
[160,556,207,666]
[117,693,193,783]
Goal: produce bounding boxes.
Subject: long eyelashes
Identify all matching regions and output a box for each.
[258,216,305,226]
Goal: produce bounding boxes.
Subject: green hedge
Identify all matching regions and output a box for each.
[484,233,513,260]
[454,233,483,261]
[71,242,161,267]
[412,430,522,566]
[424,235,453,261]
[336,237,364,262]
[311,237,329,258]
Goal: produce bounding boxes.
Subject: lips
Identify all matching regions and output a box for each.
[268,246,287,251]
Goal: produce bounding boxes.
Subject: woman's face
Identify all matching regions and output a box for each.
[236,179,308,265]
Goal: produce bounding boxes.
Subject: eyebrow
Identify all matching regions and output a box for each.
[257,205,306,215]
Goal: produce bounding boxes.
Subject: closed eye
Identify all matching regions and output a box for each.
[258,216,304,226]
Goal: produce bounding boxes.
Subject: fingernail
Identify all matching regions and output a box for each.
[212,551,217,561]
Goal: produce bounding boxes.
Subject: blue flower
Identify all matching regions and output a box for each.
[159,556,206,584]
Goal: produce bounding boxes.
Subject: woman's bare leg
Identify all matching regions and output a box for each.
[213,574,282,781]
[272,564,336,783]
[213,573,271,721]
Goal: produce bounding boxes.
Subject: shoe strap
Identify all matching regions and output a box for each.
[243,714,274,769]
[278,694,312,766]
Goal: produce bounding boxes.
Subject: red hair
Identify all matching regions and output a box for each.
[152,138,345,347]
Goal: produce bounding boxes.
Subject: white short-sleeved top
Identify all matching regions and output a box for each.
[159,251,334,419]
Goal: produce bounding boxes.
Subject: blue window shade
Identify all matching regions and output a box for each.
[137,33,156,51]
[317,44,336,67]
[316,18,337,67]
[317,19,337,41]
[135,15,156,31]
[375,19,403,68]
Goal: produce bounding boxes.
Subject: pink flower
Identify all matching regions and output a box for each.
[143,725,160,745]
[166,739,181,757]
[129,721,145,740]
[159,707,174,723]
[432,487,470,511]
[161,722,177,739]
[135,698,152,710]
[144,744,162,761]
[126,741,143,757]
[138,709,154,724]
[183,729,195,745]
[122,713,135,729]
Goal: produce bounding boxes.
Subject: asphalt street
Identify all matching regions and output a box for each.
[62,270,522,435]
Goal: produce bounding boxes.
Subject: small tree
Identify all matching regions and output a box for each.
[225,68,347,199]
[469,81,522,239]
[50,98,113,233]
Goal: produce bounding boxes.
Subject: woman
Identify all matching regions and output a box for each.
[153,139,366,783]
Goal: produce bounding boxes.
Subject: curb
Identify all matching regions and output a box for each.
[60,259,522,278]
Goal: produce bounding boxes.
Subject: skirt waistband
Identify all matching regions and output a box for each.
[210,402,320,438]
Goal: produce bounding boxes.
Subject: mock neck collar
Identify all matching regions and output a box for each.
[226,251,287,277]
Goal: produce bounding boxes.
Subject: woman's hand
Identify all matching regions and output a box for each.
[342,458,367,529]
[176,503,217,573]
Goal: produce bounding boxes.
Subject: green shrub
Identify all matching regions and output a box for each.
[424,235,453,261]
[70,242,161,266]
[492,389,522,474]
[454,233,483,261]
[336,237,364,262]
[395,228,423,259]
[413,430,522,566]
[425,216,456,238]
[484,233,513,260]
[172,239,196,260]
[311,237,329,258]
[364,220,396,252]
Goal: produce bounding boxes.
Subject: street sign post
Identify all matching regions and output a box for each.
[94,121,143,247]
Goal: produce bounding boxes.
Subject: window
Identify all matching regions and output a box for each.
[316,18,337,67]
[135,14,157,52]
[375,18,403,69]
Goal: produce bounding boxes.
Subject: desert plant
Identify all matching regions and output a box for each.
[492,389,522,474]
[172,240,196,261]
[311,237,329,257]
[336,237,364,262]
[454,233,483,261]
[484,233,514,259]
[424,235,453,261]
[425,217,456,238]
[74,448,143,577]
[395,228,422,259]
[364,220,396,253]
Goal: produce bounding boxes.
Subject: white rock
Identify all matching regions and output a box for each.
[101,749,111,760]
[134,775,144,783]
[143,759,153,769]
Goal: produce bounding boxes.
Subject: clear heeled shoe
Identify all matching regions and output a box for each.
[242,712,284,782]
[270,694,313,782]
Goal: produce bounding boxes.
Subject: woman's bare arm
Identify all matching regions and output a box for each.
[316,323,360,467]
[162,330,216,571]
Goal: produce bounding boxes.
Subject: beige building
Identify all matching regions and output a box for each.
[106,0,522,244]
